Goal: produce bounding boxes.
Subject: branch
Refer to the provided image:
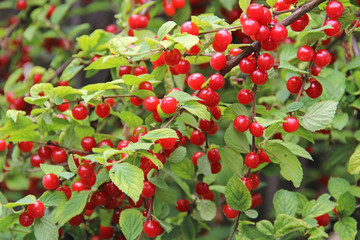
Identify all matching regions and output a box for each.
[227,212,242,240]
[36,140,92,155]
[273,8,298,16]
[47,57,74,83]
[0,21,21,48]
[199,25,242,35]
[219,0,327,76]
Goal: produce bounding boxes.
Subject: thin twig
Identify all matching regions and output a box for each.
[47,57,74,83]
[227,212,242,240]
[273,8,298,16]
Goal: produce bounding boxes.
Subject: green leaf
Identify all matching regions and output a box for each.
[56,191,89,227]
[132,89,155,99]
[40,163,65,175]
[5,195,36,208]
[142,128,178,141]
[254,117,283,127]
[328,177,351,200]
[197,155,211,176]
[348,146,360,175]
[181,217,196,240]
[111,110,143,128]
[109,163,144,203]
[84,55,129,70]
[256,220,275,236]
[279,61,308,74]
[39,191,67,207]
[0,115,37,140]
[163,168,191,198]
[167,146,187,163]
[157,21,177,41]
[60,58,84,81]
[170,158,195,180]
[286,102,304,113]
[332,113,349,130]
[334,217,357,240]
[274,214,311,237]
[99,209,113,227]
[82,81,123,92]
[119,209,144,240]
[301,100,338,132]
[6,110,26,122]
[0,214,19,232]
[238,0,251,13]
[219,0,238,10]
[182,101,210,120]
[244,209,258,219]
[269,140,313,161]
[170,34,199,50]
[302,194,335,219]
[224,124,250,153]
[264,142,303,187]
[344,55,360,71]
[196,199,217,221]
[218,147,243,177]
[266,0,277,7]
[225,175,252,211]
[109,36,138,54]
[337,192,356,217]
[273,190,298,217]
[50,3,70,24]
[34,217,58,240]
[168,91,200,103]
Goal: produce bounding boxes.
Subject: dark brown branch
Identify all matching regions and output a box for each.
[46,141,92,155]
[47,57,74,83]
[0,21,21,48]
[227,212,242,240]
[273,8,298,16]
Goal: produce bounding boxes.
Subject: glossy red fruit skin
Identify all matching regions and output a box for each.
[290,14,309,32]
[246,4,264,21]
[241,177,253,191]
[229,48,242,56]
[259,149,271,163]
[57,186,72,200]
[212,41,228,52]
[78,164,94,178]
[210,53,227,71]
[198,87,220,107]
[42,173,59,190]
[95,103,110,118]
[270,25,288,42]
[173,0,186,8]
[245,152,261,169]
[249,122,264,137]
[175,59,191,74]
[192,152,204,166]
[160,96,177,114]
[314,49,331,67]
[181,21,199,35]
[287,76,303,94]
[249,174,260,189]
[31,154,44,167]
[133,65,148,76]
[211,162,222,173]
[176,199,190,212]
[98,139,113,148]
[257,53,274,71]
[144,220,163,238]
[237,89,253,105]
[19,212,34,227]
[283,117,300,133]
[81,136,96,151]
[223,204,239,219]
[72,105,88,120]
[0,139,6,151]
[209,74,225,90]
[210,106,221,120]
[18,141,33,152]
[275,0,291,11]
[190,130,206,146]
[305,79,323,99]
[142,181,156,198]
[297,46,314,62]
[27,201,45,218]
[242,18,260,36]
[250,69,268,85]
[187,73,205,90]
[195,182,209,195]
[119,65,132,77]
[16,0,27,10]
[130,97,143,106]
[324,19,341,37]
[239,58,256,74]
[164,49,182,66]
[57,100,70,112]
[258,8,272,25]
[234,115,250,132]
[159,138,177,150]
[315,213,330,227]
[261,37,278,51]
[207,148,221,163]
[33,74,42,84]
[326,1,343,19]
[144,96,159,112]
[91,191,107,206]
[251,193,263,208]
[69,214,83,226]
[72,181,87,192]
[105,24,118,33]
[164,3,176,16]
[52,149,67,163]
[214,30,232,48]
[100,226,114,239]
[186,43,201,55]
[38,146,52,160]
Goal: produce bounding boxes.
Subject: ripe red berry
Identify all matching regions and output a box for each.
[159,138,177,150]
[290,14,309,32]
[144,96,160,112]
[297,46,314,62]
[326,1,343,19]
[133,65,148,76]
[52,149,67,163]
[246,4,264,22]
[234,115,250,132]
[186,42,201,55]
[144,220,163,238]
[313,49,331,67]
[69,214,83,226]
[198,87,220,107]
[31,154,44,167]
[286,76,303,94]
[261,37,278,51]
[195,182,209,195]
[27,200,45,218]
[72,181,87,192]
[210,53,227,71]
[176,199,190,212]
[78,164,94,178]
[315,213,330,227]
[249,174,260,189]
[229,48,242,56]
[259,149,271,163]
[324,19,341,37]
[160,96,177,114]
[164,49,182,66]
[81,137,96,151]
[249,122,264,137]
[211,162,222,174]
[105,24,118,33]
[57,185,72,200]
[142,181,156,198]
[72,105,88,120]
[42,173,59,190]
[181,21,199,35]
[173,0,186,8]
[16,0,27,10]
[257,53,274,71]
[251,193,263,208]
[241,177,253,191]
[33,74,42,84]
[245,152,261,169]
[0,139,6,151]
[207,148,220,163]
[57,100,70,112]
[38,146,52,160]
[270,25,288,42]
[259,8,272,25]
[187,73,205,90]
[192,151,204,166]
[208,74,225,90]
[250,69,268,85]
[223,203,239,219]
[100,226,114,239]
[175,59,191,74]
[95,103,110,118]
[275,0,291,11]
[212,41,228,52]
[91,191,107,206]
[18,141,33,153]
[305,79,323,98]
[130,96,143,106]
[237,89,253,105]
[119,66,132,77]
[283,117,300,133]
[19,212,34,227]
[239,58,256,74]
[99,139,113,148]
[190,130,206,146]
[214,30,232,49]
[242,18,260,36]
[164,3,176,16]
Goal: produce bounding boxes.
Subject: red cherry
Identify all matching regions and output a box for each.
[209,106,222,120]
[91,191,107,206]
[133,65,148,76]
[37,146,52,160]
[249,174,260,189]
[210,53,227,71]
[144,96,160,112]
[164,49,182,66]
[144,220,163,238]
[297,46,314,62]
[259,149,271,163]
[142,181,156,198]
[100,226,114,239]
[72,181,87,192]
[315,213,330,227]
[57,186,72,200]
[242,18,260,36]
[246,4,264,22]
[212,41,228,52]
[19,212,34,227]
[69,214,83,226]
[199,119,215,132]
[195,182,209,195]
[52,149,67,163]
[245,152,261,169]
[130,97,143,106]
[275,0,290,11]
[207,148,220,163]
[198,87,220,107]
[31,154,44,167]
[72,105,88,120]
[229,48,242,56]
[181,21,199,35]
[159,138,177,150]
[249,122,264,137]
[105,24,118,33]
[176,199,190,212]
[311,66,322,76]
[18,141,33,153]
[103,181,121,197]
[119,66,132,77]
[259,8,272,25]
[57,100,70,112]
[188,73,205,90]
[33,74,42,84]
[239,58,256,74]
[81,137,96,151]
[326,1,343,19]
[175,59,191,74]
[214,30,232,48]
[261,37,278,51]
[185,42,201,55]
[305,79,323,98]
[313,49,331,67]
[257,53,274,71]
[237,89,253,105]
[251,193,263,207]
[254,25,270,42]
[241,177,253,191]
[324,19,341,37]
[234,115,250,132]
[190,130,205,146]
[164,3,176,16]
[160,97,177,114]
[192,151,204,166]
[16,0,27,10]
[202,190,215,200]
[283,117,299,133]
[139,81,153,91]
[290,14,309,32]
[78,164,94,178]
[270,25,288,42]
[42,173,59,190]
[223,204,239,219]
[250,69,268,85]
[99,139,113,148]
[95,103,110,118]
[0,139,6,152]
[287,76,303,94]
[27,200,45,218]
[208,74,224,90]
[211,162,222,173]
